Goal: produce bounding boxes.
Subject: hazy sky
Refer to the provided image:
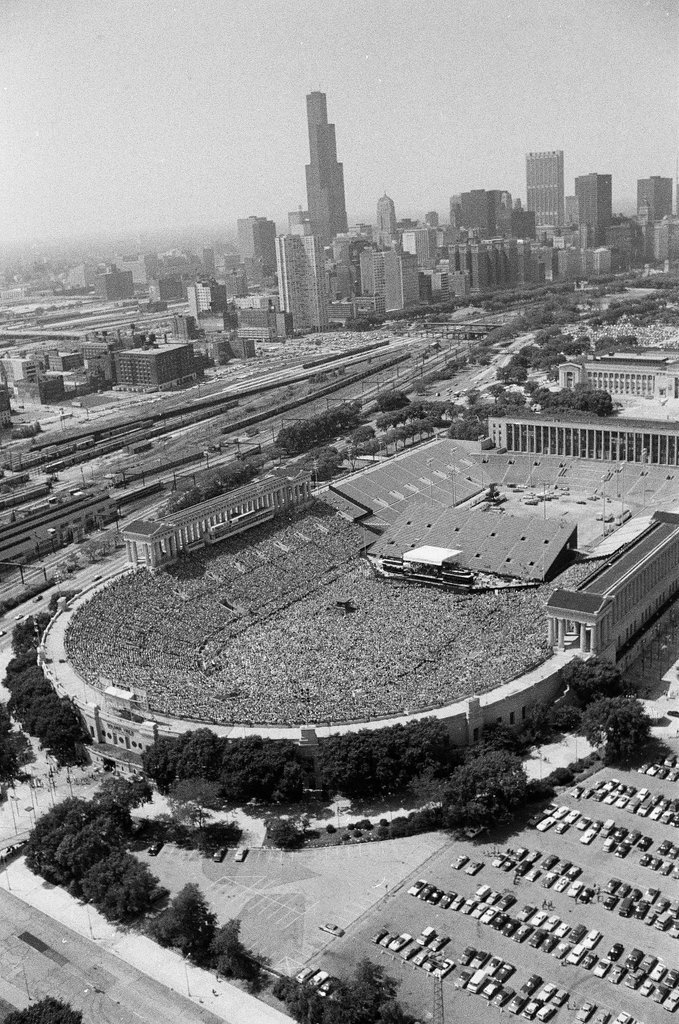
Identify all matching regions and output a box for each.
[1,0,677,243]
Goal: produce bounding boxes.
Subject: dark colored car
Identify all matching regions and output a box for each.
[148,841,164,856]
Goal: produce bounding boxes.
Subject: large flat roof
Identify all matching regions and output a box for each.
[581,517,679,598]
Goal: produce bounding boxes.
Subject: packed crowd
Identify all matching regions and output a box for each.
[65,500,564,726]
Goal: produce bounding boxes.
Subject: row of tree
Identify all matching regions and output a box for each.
[165,459,260,514]
[275,403,362,455]
[142,718,465,804]
[24,777,159,919]
[4,619,87,766]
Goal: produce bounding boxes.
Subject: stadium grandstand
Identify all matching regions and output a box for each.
[368,502,578,584]
[547,511,679,666]
[489,412,679,465]
[328,438,484,525]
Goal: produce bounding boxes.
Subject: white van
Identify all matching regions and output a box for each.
[468,970,488,994]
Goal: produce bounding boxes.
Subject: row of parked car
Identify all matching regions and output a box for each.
[577,776,679,827]
[294,966,336,997]
[455,957,567,1019]
[371,922,455,979]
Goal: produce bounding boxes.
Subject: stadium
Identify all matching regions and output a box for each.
[40,423,679,768]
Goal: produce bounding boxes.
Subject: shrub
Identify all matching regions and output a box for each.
[325,823,336,834]
[346,821,355,831]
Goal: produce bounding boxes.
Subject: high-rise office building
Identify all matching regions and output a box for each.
[359,250,418,312]
[275,234,328,331]
[376,194,397,248]
[460,190,495,238]
[575,173,613,247]
[526,151,564,228]
[236,216,277,275]
[425,211,439,228]
[305,92,348,245]
[401,227,437,266]
[564,196,579,226]
[637,177,673,222]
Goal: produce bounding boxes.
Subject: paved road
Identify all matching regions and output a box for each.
[0,887,224,1024]
[0,864,291,1024]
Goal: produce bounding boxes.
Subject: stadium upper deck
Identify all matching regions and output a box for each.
[547,511,679,664]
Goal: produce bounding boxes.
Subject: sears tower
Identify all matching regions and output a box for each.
[305,92,348,245]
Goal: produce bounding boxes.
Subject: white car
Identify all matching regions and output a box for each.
[582,929,601,950]
[480,907,497,925]
[566,943,586,966]
[536,816,556,832]
[536,983,558,1003]
[536,1007,557,1023]
[565,809,580,825]
[580,829,597,845]
[650,805,664,820]
[553,805,570,820]
[553,876,570,893]
[567,881,584,899]
[389,933,412,952]
[408,880,426,897]
[544,915,561,932]
[554,922,571,939]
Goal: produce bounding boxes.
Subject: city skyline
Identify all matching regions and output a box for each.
[1,0,677,243]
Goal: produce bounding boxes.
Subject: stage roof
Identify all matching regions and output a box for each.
[403,545,462,566]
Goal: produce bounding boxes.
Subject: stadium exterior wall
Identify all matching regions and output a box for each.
[39,581,572,773]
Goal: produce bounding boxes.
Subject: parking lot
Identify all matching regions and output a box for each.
[308,761,679,1024]
[138,830,449,977]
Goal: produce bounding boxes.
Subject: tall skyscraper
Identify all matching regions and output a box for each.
[637,177,673,222]
[236,216,277,275]
[376,194,397,248]
[359,249,418,312]
[275,234,328,331]
[564,196,579,226]
[575,173,613,246]
[526,151,564,228]
[305,92,348,245]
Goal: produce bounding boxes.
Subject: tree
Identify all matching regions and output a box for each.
[0,702,30,783]
[351,425,375,445]
[4,999,82,1024]
[211,919,262,989]
[375,390,410,413]
[169,777,222,830]
[580,696,651,764]
[81,851,160,921]
[142,735,181,793]
[266,817,304,849]
[560,657,626,707]
[443,750,527,829]
[149,883,217,964]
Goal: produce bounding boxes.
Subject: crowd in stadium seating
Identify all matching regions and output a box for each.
[65,501,578,726]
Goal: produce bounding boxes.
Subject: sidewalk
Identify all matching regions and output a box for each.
[1,858,291,1024]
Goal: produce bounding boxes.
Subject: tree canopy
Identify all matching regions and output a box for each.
[149,883,217,964]
[210,919,262,989]
[560,657,626,707]
[274,958,414,1024]
[580,696,651,764]
[443,749,527,829]
[5,999,82,1024]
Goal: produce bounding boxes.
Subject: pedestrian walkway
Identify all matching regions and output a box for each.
[1,859,291,1024]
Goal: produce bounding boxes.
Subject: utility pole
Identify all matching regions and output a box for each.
[432,975,444,1024]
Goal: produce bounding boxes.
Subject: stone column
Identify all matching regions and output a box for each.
[557,619,565,649]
